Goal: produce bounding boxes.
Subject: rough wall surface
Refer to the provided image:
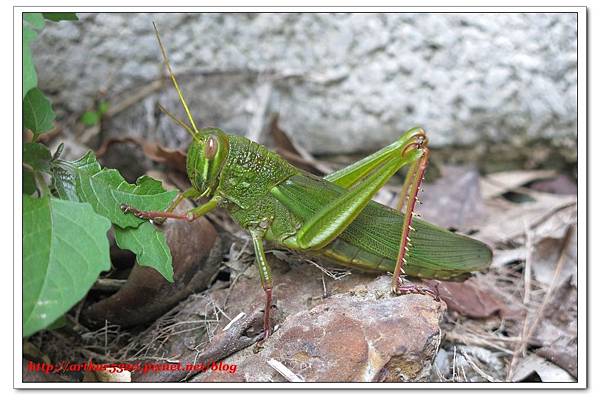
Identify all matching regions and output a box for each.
[32,12,577,154]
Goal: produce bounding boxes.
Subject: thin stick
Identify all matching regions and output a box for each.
[222,312,246,331]
[460,350,497,383]
[321,273,328,298]
[506,225,574,381]
[92,278,127,292]
[304,258,351,281]
[523,221,533,304]
[267,358,304,382]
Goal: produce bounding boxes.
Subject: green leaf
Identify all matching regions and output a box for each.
[115,222,174,282]
[23,88,56,138]
[23,13,45,30]
[78,171,177,228]
[51,152,97,201]
[80,110,100,126]
[42,13,78,22]
[23,167,36,195]
[23,27,38,98]
[50,151,176,280]
[23,142,52,172]
[23,195,111,337]
[58,152,177,228]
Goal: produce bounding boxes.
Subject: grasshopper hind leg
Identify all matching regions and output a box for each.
[391,133,439,299]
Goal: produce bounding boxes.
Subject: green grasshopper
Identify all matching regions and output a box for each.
[122,24,492,342]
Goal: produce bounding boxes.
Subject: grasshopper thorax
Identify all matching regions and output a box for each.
[186,128,230,197]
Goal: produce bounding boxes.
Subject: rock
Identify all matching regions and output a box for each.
[32,13,576,154]
[195,275,445,382]
[125,255,444,383]
[81,199,222,328]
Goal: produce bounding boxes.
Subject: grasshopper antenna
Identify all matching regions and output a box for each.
[157,103,196,136]
[153,21,201,141]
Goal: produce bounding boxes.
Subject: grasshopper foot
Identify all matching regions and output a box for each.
[392,278,440,301]
[120,204,170,224]
[253,302,278,353]
[121,204,148,219]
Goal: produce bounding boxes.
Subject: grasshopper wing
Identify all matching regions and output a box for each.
[273,174,492,280]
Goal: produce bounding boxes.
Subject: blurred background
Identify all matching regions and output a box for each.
[32,13,577,174]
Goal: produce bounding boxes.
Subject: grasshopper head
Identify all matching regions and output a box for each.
[186,128,229,197]
[151,23,229,197]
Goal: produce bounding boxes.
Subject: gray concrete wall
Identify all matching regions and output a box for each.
[32,12,577,154]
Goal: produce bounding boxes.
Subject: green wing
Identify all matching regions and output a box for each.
[272,174,492,280]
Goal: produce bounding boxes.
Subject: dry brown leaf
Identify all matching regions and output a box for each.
[96,136,187,173]
[537,342,578,379]
[531,225,577,288]
[269,115,332,175]
[432,279,518,319]
[492,247,527,268]
[476,193,576,244]
[530,175,577,195]
[141,142,187,173]
[419,165,486,230]
[95,136,141,158]
[480,170,556,200]
[532,280,578,377]
[511,354,574,382]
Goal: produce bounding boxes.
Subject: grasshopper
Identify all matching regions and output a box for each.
[122,24,492,342]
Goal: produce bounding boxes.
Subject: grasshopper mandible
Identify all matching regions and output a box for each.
[122,24,493,342]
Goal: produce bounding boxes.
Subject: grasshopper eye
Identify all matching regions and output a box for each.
[205,135,218,159]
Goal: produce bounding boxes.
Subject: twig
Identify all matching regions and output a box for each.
[134,309,264,382]
[222,312,246,331]
[460,350,497,383]
[304,259,352,281]
[506,225,574,381]
[104,320,109,355]
[444,330,514,355]
[321,273,328,298]
[267,358,304,382]
[92,278,127,292]
[105,79,164,119]
[451,346,457,382]
[523,222,533,304]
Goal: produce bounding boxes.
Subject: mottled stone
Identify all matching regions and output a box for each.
[196,276,445,382]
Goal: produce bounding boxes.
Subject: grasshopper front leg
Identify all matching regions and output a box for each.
[121,187,219,222]
[124,194,276,343]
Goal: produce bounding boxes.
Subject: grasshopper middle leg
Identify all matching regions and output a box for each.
[249,228,274,345]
